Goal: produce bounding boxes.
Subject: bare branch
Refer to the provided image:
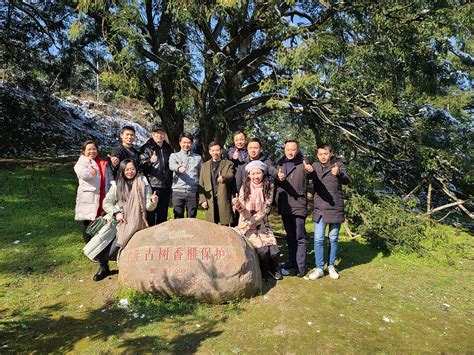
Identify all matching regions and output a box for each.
[403,179,426,200]
[198,20,222,54]
[434,177,473,219]
[423,200,467,217]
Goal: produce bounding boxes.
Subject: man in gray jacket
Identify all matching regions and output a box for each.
[169,132,203,218]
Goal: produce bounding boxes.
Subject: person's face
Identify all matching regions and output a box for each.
[209,145,222,161]
[179,137,192,152]
[247,141,262,160]
[284,142,298,160]
[233,133,246,149]
[152,130,166,145]
[123,162,137,180]
[249,169,264,184]
[83,143,98,159]
[121,129,136,146]
[317,148,332,165]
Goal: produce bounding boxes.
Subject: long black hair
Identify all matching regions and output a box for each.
[116,159,139,203]
[242,173,273,201]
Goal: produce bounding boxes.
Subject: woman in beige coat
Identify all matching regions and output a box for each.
[232,160,282,281]
[92,159,158,281]
[74,140,113,243]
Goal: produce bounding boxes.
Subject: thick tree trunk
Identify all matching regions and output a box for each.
[198,114,229,160]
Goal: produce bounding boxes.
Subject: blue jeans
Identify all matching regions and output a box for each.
[314,217,340,269]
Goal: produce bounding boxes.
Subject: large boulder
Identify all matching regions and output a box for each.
[117,219,262,303]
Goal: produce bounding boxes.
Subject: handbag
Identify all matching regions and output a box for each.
[86,215,108,237]
[83,219,118,261]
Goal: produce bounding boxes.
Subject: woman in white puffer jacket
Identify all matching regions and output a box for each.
[74,140,113,243]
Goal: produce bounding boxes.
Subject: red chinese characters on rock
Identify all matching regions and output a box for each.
[126,246,226,264]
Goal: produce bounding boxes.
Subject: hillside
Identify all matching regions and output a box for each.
[0,85,152,157]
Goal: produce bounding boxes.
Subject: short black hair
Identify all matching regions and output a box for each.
[179,132,194,142]
[232,130,246,138]
[208,141,221,150]
[121,125,136,134]
[247,138,262,147]
[284,139,299,146]
[316,144,332,152]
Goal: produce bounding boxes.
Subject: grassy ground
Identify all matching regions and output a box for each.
[0,162,473,353]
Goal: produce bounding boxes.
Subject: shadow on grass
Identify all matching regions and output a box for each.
[275,232,383,272]
[336,239,386,271]
[0,299,231,352]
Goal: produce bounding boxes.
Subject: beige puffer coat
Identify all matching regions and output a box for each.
[74,154,113,221]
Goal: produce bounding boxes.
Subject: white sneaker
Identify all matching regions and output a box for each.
[308,268,324,280]
[328,265,340,280]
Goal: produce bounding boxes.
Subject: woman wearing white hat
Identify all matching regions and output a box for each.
[232,160,282,281]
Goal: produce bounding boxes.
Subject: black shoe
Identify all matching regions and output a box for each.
[268,270,283,280]
[269,256,283,280]
[296,267,306,278]
[93,265,110,281]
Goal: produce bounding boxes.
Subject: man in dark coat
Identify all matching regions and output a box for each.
[307,144,351,281]
[110,126,140,178]
[199,141,235,225]
[235,138,278,192]
[275,140,313,277]
[139,123,174,226]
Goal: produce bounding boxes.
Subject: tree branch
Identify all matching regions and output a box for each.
[198,20,222,54]
[423,200,468,217]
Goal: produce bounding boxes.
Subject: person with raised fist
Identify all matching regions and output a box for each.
[307,144,351,281]
[228,130,248,168]
[139,123,173,226]
[233,160,282,282]
[199,141,235,225]
[109,126,140,178]
[275,140,313,278]
[74,140,114,244]
[168,132,203,219]
[96,159,158,281]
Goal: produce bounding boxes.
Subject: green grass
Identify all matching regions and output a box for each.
[0,162,473,352]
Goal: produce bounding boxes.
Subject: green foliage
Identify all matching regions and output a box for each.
[346,193,447,255]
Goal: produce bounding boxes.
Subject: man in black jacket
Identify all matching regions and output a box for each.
[235,138,278,192]
[275,140,313,277]
[139,124,174,226]
[307,144,351,281]
[110,126,140,178]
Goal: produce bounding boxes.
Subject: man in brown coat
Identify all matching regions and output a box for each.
[199,141,235,225]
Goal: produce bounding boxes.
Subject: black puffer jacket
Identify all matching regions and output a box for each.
[310,156,351,223]
[139,139,173,188]
[275,152,308,217]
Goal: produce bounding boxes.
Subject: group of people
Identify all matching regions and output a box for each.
[74,124,351,283]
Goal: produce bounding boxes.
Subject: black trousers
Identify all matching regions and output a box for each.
[281,215,307,269]
[147,187,171,226]
[96,237,120,265]
[172,191,198,218]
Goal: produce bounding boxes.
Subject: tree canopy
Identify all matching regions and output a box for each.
[1,0,472,218]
